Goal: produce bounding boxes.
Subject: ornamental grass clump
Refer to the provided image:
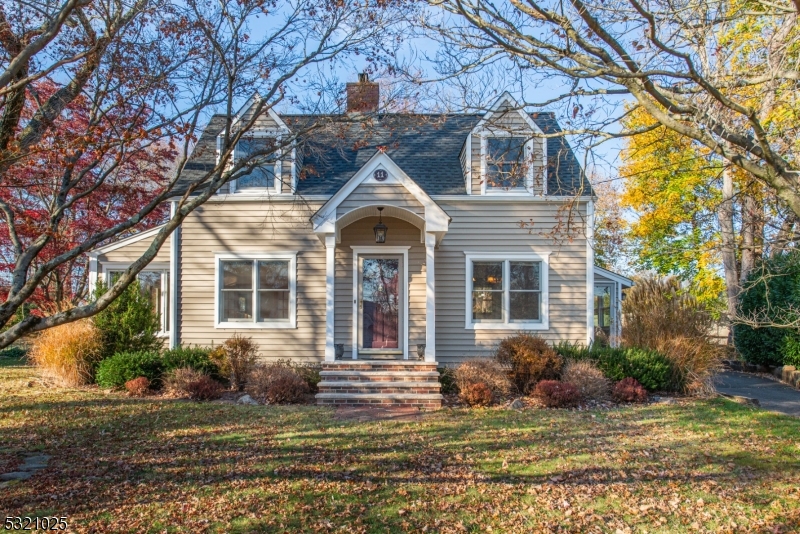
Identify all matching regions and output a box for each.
[622,276,723,393]
[29,319,103,386]
[495,334,562,394]
[561,359,610,401]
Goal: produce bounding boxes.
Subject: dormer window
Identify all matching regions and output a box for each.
[486,137,528,190]
[232,135,280,192]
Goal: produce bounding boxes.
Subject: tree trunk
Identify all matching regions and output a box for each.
[719,166,739,345]
[740,192,758,286]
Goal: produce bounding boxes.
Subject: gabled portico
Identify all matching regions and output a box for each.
[311,152,450,363]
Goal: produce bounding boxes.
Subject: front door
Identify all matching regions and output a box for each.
[358,255,403,358]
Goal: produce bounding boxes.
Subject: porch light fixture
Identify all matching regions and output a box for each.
[374,207,388,243]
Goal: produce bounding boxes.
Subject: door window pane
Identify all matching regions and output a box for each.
[361,258,399,349]
[594,285,612,336]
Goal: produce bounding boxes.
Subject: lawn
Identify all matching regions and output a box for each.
[1,356,799,533]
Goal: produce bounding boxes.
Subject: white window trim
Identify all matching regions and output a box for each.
[480,131,538,196]
[214,252,297,329]
[464,252,550,330]
[227,130,284,195]
[101,262,171,337]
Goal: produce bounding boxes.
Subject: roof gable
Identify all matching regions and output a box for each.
[473,92,543,135]
[312,151,449,235]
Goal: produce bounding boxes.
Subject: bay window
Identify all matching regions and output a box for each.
[215,253,296,328]
[465,253,549,330]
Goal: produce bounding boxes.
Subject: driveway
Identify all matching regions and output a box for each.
[715,371,800,416]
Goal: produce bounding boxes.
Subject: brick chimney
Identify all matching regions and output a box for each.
[346,72,379,113]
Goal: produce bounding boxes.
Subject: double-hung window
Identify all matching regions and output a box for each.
[215,253,297,328]
[233,135,279,192]
[466,254,549,330]
[105,266,170,336]
[486,136,528,191]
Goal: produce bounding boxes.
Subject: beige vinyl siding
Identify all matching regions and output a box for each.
[336,183,425,218]
[178,200,326,362]
[335,217,426,356]
[96,231,171,269]
[434,200,588,364]
[470,103,546,195]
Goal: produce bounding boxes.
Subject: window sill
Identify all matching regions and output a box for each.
[483,190,534,196]
[215,321,296,329]
[157,331,170,338]
[466,321,549,331]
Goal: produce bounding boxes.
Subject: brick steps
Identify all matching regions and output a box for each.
[316,360,442,410]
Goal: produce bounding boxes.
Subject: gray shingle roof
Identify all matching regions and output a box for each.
[175,112,590,197]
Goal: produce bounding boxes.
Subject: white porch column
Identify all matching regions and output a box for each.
[325,234,336,361]
[424,232,436,362]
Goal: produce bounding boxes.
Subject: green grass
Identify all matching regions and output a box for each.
[1,363,799,532]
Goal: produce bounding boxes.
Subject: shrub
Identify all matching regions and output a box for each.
[29,319,103,386]
[612,377,648,403]
[554,343,676,391]
[163,367,207,396]
[0,346,28,360]
[162,346,218,377]
[93,281,162,359]
[125,377,150,396]
[438,367,458,394]
[454,359,512,396]
[272,359,322,393]
[460,382,493,407]
[561,360,610,401]
[534,380,581,408]
[186,376,223,401]
[495,334,562,394]
[222,334,259,390]
[621,276,724,390]
[734,252,800,366]
[208,345,230,378]
[95,351,163,388]
[784,333,800,368]
[246,365,308,404]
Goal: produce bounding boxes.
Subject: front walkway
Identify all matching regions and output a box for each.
[715,371,800,416]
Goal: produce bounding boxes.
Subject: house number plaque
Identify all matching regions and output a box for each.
[373,169,388,181]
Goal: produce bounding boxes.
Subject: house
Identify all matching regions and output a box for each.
[88,76,632,408]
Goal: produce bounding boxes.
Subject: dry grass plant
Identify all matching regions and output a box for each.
[29,319,103,386]
[561,360,610,401]
[163,367,207,396]
[622,276,724,395]
[454,359,512,396]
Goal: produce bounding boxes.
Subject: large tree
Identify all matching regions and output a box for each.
[0,0,406,346]
[425,0,800,214]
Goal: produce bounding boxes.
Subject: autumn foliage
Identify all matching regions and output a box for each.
[534,380,581,408]
[29,319,103,386]
[612,378,648,403]
[125,377,151,397]
[495,334,563,394]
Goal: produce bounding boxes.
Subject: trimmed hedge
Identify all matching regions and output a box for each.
[95,347,219,388]
[555,342,678,391]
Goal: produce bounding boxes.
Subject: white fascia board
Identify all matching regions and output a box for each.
[594,265,634,287]
[88,225,167,257]
[229,93,290,133]
[431,195,593,202]
[311,151,449,233]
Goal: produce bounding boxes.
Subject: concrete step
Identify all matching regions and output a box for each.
[321,361,437,372]
[319,370,440,381]
[316,392,443,409]
[319,381,440,388]
[318,381,441,394]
